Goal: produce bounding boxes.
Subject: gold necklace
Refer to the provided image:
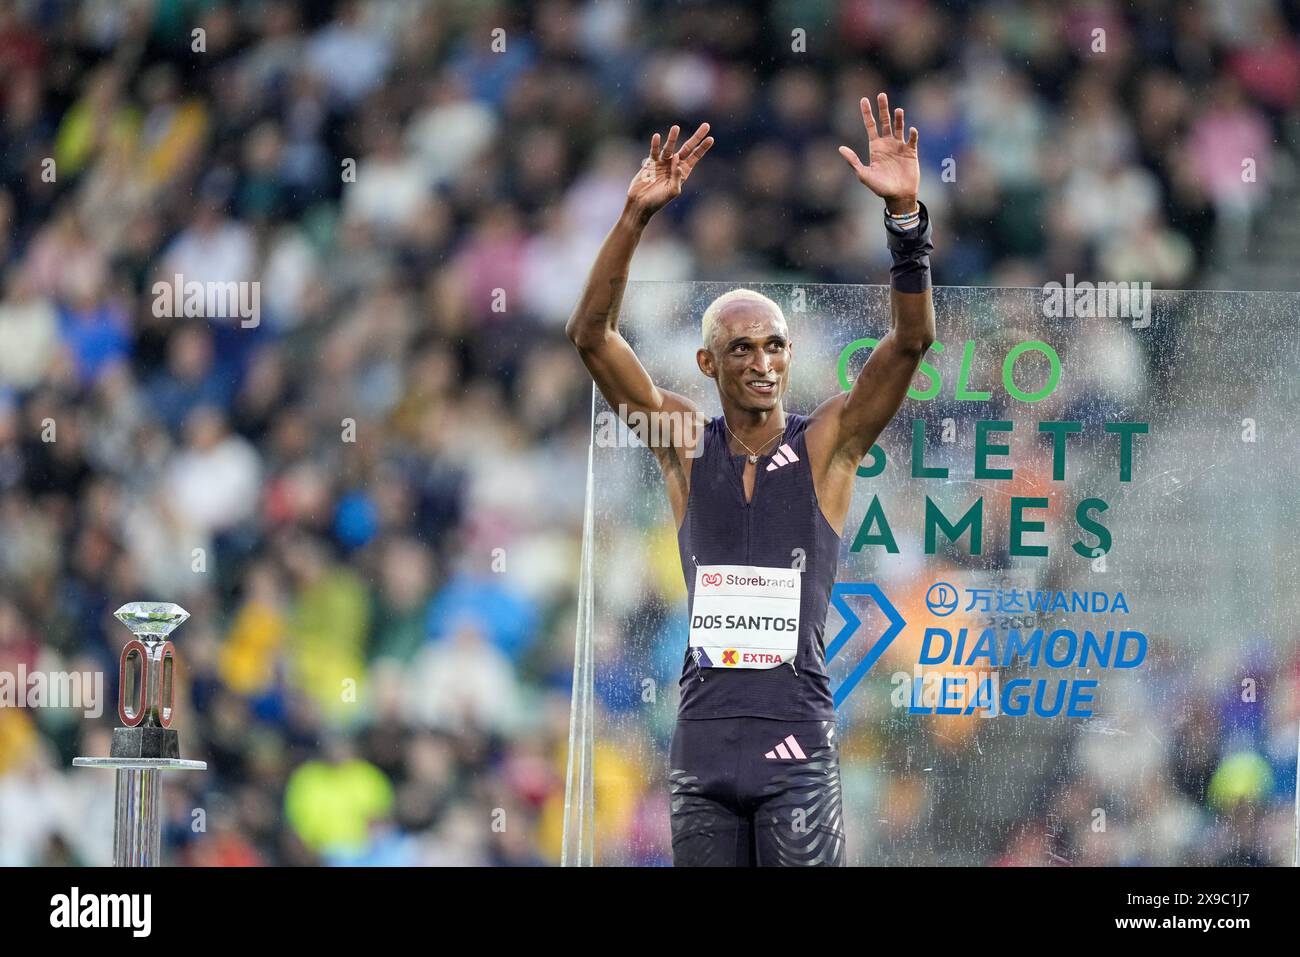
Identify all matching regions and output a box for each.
[722,417,785,464]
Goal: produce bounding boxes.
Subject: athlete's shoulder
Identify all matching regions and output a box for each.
[691,414,723,454]
[786,411,811,438]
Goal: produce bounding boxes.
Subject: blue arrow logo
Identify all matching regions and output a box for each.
[826,583,906,709]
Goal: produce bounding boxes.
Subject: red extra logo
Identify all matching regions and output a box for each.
[721,649,738,665]
[702,572,723,587]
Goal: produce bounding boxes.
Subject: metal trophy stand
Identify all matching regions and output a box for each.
[73,602,206,866]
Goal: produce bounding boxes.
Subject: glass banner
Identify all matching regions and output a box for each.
[570,282,1300,866]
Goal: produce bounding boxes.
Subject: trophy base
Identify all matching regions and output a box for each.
[73,757,206,770]
[111,726,180,759]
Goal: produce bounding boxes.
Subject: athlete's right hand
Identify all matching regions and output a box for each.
[626,123,714,221]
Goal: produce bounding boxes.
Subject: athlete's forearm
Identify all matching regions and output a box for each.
[565,200,651,349]
[887,290,935,355]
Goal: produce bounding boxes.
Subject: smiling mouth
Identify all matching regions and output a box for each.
[746,380,777,395]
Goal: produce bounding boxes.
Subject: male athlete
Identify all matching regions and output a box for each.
[565,94,935,866]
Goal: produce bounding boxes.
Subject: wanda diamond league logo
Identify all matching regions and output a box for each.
[826,583,906,709]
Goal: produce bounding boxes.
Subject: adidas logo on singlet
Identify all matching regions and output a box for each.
[765,443,799,471]
[764,734,806,760]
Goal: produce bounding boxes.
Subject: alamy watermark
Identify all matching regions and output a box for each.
[152,273,261,328]
[1041,274,1151,328]
[891,667,1002,717]
[50,887,151,937]
[594,405,706,456]
[0,665,103,719]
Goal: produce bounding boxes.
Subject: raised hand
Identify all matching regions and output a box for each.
[838,93,920,213]
[627,122,714,220]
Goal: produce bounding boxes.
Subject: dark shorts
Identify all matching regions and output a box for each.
[668,716,845,867]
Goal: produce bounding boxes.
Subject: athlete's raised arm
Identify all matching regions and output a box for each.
[565,123,714,447]
[807,93,937,532]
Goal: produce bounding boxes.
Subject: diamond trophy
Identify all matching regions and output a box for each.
[73,602,206,866]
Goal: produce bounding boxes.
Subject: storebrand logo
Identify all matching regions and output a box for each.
[726,572,796,588]
[702,572,723,586]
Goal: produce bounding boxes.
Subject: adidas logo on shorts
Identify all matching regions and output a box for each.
[764,734,806,760]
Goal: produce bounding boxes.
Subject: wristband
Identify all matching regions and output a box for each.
[884,200,932,294]
[885,205,921,229]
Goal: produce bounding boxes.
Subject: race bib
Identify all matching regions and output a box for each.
[688,564,801,669]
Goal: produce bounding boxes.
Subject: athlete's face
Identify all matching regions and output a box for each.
[697,301,792,413]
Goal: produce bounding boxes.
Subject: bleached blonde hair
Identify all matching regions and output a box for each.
[700,288,786,349]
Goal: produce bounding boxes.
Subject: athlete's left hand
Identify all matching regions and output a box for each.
[838,92,920,214]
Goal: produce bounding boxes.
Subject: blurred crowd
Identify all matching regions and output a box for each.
[0,0,1297,865]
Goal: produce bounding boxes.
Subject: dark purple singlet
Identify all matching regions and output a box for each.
[675,412,841,721]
